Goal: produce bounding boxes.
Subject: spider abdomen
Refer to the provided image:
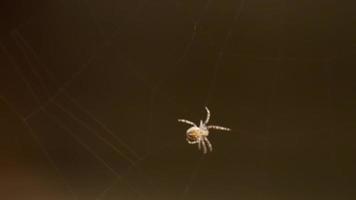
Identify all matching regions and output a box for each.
[186,132,199,143]
[186,127,208,143]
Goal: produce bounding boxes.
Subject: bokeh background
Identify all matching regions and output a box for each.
[1,0,356,199]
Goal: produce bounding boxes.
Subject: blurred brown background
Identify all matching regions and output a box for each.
[1,0,356,199]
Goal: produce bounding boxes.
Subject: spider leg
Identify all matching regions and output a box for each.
[198,139,201,150]
[178,119,197,127]
[201,139,207,154]
[204,137,213,152]
[204,106,210,124]
[207,125,231,131]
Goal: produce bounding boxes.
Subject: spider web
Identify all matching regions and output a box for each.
[2,0,356,200]
[1,0,241,199]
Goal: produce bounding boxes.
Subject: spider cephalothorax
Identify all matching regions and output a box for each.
[178,107,231,154]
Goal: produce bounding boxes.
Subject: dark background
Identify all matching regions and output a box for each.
[1,0,356,199]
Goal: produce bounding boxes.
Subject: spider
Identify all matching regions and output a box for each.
[178,107,231,154]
